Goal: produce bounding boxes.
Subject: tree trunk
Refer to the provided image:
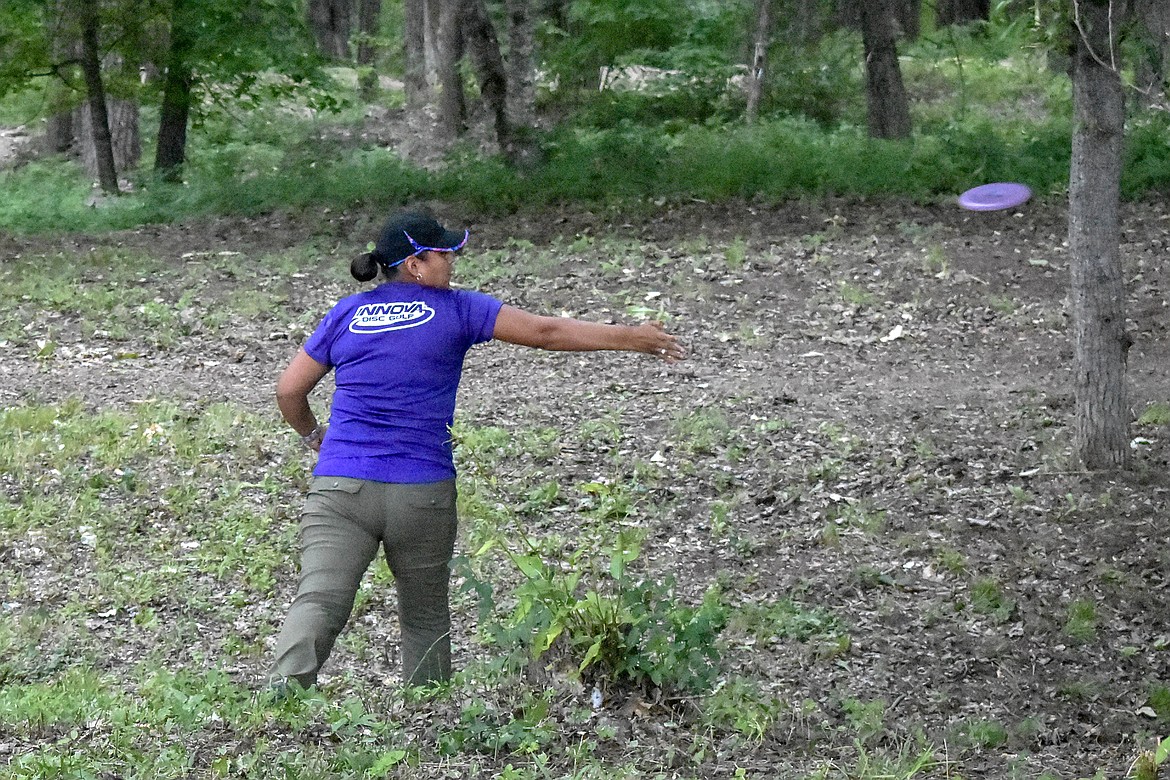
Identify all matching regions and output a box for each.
[936,0,990,27]
[505,0,537,130]
[425,0,442,88]
[404,0,429,107]
[155,0,194,180]
[896,0,921,39]
[308,0,353,60]
[79,99,140,179]
[1069,0,1130,470]
[463,0,513,156]
[75,0,119,193]
[436,0,466,140]
[858,0,911,139]
[45,111,74,155]
[794,0,823,42]
[746,0,771,123]
[357,0,382,99]
[44,0,75,155]
[155,67,191,180]
[1133,0,1170,100]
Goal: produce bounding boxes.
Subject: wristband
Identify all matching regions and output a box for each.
[300,424,325,447]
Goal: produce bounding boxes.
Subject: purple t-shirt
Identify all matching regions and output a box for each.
[303,282,503,483]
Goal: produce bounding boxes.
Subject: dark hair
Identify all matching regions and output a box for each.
[351,252,392,282]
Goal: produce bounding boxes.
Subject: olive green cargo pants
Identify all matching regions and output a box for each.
[270,476,458,688]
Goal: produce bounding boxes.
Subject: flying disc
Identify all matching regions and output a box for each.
[958,182,1032,211]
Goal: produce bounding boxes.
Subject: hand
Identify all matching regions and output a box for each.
[301,424,327,452]
[634,321,686,362]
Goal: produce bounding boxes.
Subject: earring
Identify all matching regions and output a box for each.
[415,273,423,281]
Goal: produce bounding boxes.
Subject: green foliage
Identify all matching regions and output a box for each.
[969,578,1015,623]
[542,0,750,90]
[1136,402,1170,426]
[1064,599,1099,644]
[468,525,727,695]
[951,718,1009,749]
[701,677,783,741]
[764,31,863,127]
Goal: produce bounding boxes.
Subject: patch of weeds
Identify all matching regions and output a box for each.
[671,408,730,456]
[1137,402,1170,426]
[922,244,949,277]
[842,697,886,743]
[701,677,782,741]
[853,565,896,590]
[813,736,938,779]
[838,281,876,308]
[578,415,624,452]
[934,547,967,575]
[465,524,727,696]
[969,578,1015,623]
[989,294,1017,315]
[1058,679,1101,702]
[828,500,887,535]
[577,479,637,521]
[710,500,731,539]
[806,456,844,484]
[437,691,557,756]
[724,238,747,271]
[1063,599,1098,644]
[731,597,850,660]
[1146,684,1170,721]
[951,718,1009,749]
[1007,484,1032,504]
[452,421,515,471]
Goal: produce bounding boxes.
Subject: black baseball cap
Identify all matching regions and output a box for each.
[371,212,469,269]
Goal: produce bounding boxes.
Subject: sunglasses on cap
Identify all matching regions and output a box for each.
[383,229,469,269]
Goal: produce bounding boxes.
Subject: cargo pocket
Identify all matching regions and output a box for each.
[404,479,457,511]
[304,476,366,522]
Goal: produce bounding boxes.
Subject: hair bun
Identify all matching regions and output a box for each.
[350,252,380,282]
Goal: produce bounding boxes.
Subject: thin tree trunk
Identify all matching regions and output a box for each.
[1133,0,1170,100]
[424,0,442,88]
[357,0,382,99]
[746,0,771,123]
[896,0,921,39]
[155,68,191,179]
[75,0,119,193]
[858,0,911,139]
[436,0,465,140]
[505,0,536,129]
[404,0,428,107]
[463,0,513,157]
[155,0,193,179]
[794,0,822,42]
[44,0,74,154]
[308,0,353,59]
[1069,0,1130,470]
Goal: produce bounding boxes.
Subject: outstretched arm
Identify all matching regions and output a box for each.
[493,305,686,360]
[276,348,331,449]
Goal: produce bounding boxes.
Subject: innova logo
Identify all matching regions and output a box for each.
[349,301,435,333]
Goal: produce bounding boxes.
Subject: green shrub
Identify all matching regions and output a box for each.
[469,525,727,695]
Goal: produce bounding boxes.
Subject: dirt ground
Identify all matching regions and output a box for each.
[2,194,1169,778]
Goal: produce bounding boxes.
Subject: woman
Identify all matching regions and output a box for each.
[270,210,685,689]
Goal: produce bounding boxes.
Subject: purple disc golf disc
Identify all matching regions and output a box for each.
[958,182,1032,211]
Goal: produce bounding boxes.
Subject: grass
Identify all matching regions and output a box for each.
[1,159,1167,778]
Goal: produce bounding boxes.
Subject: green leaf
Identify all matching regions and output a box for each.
[579,638,603,672]
[513,555,546,580]
[369,749,408,773]
[536,622,564,655]
[1156,734,1170,765]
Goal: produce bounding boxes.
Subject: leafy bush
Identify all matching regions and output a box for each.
[468,525,727,696]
